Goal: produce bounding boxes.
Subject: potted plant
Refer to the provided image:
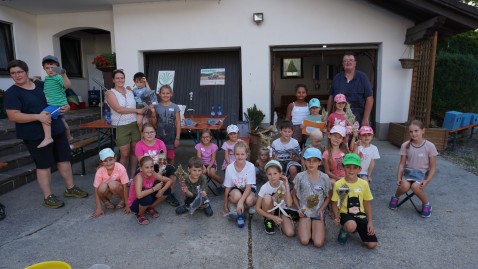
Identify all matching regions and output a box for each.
[92,52,116,70]
[246,104,265,131]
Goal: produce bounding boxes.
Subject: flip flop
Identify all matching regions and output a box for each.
[104,200,114,209]
[116,201,125,209]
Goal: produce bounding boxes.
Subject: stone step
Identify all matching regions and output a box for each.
[0,151,33,172]
[0,138,25,157]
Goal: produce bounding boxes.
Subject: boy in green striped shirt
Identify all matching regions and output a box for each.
[37,55,73,148]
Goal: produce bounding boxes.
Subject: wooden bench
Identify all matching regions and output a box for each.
[70,136,97,176]
[447,124,478,151]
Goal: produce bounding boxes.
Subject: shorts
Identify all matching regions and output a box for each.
[292,125,304,143]
[358,174,368,180]
[115,122,141,147]
[130,187,171,213]
[43,105,63,120]
[24,133,71,169]
[340,213,378,243]
[229,186,257,195]
[204,163,217,169]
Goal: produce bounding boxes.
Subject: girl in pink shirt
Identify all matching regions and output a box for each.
[195,128,223,186]
[322,125,350,187]
[128,156,172,225]
[91,148,130,218]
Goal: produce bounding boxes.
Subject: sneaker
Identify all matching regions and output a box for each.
[237,214,245,228]
[204,204,213,217]
[421,203,432,218]
[64,185,88,198]
[337,228,348,245]
[43,194,65,209]
[388,196,399,210]
[248,206,256,215]
[166,194,180,207]
[264,218,275,234]
[175,205,188,215]
[136,214,149,225]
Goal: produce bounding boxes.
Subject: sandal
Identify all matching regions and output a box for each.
[146,207,159,218]
[116,201,125,209]
[103,200,114,209]
[136,214,150,225]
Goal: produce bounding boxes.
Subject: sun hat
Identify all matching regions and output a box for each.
[227,124,239,134]
[99,148,115,161]
[264,160,282,172]
[303,147,322,160]
[359,126,374,135]
[334,94,347,103]
[42,55,59,65]
[308,98,321,109]
[342,153,362,167]
[330,125,346,137]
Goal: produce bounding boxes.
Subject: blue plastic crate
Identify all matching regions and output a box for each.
[460,113,473,127]
[471,113,478,125]
[442,111,463,130]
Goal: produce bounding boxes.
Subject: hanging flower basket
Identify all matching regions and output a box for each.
[399,58,419,69]
[92,52,116,70]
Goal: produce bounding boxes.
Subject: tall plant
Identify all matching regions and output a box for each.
[246,104,265,131]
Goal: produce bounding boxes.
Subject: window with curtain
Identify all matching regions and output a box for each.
[0,21,15,76]
[60,36,82,77]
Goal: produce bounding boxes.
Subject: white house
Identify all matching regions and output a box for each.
[1,0,477,139]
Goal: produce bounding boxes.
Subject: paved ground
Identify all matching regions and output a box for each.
[0,139,477,269]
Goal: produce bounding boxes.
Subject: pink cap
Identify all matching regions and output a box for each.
[330,125,346,137]
[334,94,347,103]
[359,126,374,135]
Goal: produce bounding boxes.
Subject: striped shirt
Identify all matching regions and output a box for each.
[44,74,67,106]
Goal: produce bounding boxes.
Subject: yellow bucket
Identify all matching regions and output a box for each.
[25,261,71,269]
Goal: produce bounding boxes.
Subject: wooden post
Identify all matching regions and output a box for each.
[425,31,438,127]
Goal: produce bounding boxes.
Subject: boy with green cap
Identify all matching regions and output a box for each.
[331,153,377,249]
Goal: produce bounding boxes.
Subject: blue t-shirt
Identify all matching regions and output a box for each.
[4,80,66,140]
[133,86,148,103]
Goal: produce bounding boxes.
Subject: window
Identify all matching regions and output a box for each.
[60,36,82,77]
[0,21,15,75]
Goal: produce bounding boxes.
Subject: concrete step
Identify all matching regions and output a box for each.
[0,138,25,157]
[0,151,33,172]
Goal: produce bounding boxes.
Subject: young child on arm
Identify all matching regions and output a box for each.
[388,120,437,218]
[91,148,130,218]
[132,72,154,130]
[294,148,330,248]
[331,153,377,249]
[221,124,241,170]
[255,147,271,181]
[150,84,181,164]
[128,156,172,225]
[271,120,302,184]
[223,141,257,228]
[37,55,73,148]
[175,156,213,216]
[285,84,310,146]
[350,126,380,184]
[195,128,223,188]
[256,160,295,236]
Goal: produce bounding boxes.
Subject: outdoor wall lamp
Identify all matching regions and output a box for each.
[253,13,264,24]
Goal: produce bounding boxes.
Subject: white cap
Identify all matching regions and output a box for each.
[330,125,346,137]
[99,148,115,161]
[227,124,239,134]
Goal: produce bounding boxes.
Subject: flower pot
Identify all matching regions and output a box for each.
[399,58,419,69]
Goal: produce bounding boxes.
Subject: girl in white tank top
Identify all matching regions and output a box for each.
[285,84,310,144]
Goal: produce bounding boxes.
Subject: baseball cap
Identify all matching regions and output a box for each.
[330,125,346,137]
[99,148,115,161]
[227,124,239,134]
[359,126,374,135]
[308,98,321,109]
[42,55,59,65]
[303,147,322,160]
[264,160,282,172]
[342,153,361,167]
[334,94,347,103]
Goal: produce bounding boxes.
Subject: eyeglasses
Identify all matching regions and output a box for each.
[10,70,25,76]
[143,131,155,135]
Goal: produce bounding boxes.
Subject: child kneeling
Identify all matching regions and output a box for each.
[331,153,377,249]
[175,156,213,217]
[128,156,172,225]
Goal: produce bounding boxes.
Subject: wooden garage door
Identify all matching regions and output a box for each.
[145,49,242,125]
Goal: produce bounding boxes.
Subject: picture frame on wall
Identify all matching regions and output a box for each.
[281,58,303,78]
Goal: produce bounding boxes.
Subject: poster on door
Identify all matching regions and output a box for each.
[157,71,175,93]
[200,68,225,86]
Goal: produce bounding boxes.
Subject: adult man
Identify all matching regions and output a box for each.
[327,52,374,127]
[5,59,88,208]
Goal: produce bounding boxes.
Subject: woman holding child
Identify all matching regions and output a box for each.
[106,69,146,179]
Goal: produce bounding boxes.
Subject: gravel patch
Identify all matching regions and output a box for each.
[441,133,478,176]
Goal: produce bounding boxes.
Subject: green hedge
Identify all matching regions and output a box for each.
[432,52,478,125]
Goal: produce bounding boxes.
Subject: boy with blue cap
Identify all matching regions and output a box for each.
[331,153,377,249]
